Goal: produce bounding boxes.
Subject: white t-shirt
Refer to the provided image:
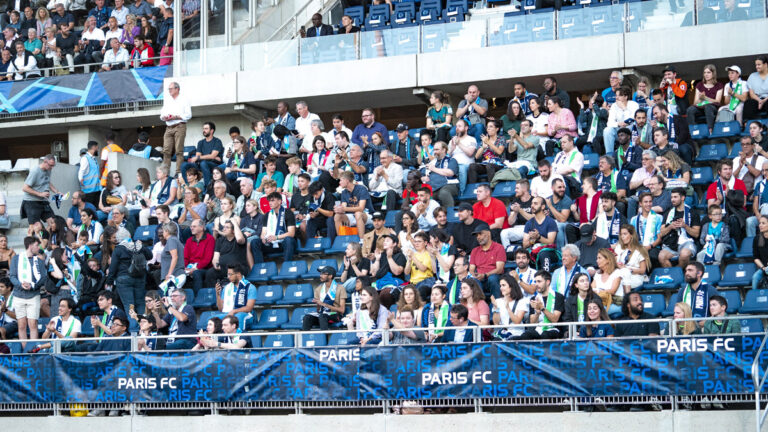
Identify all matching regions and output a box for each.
[296,113,321,151]
[530,173,564,199]
[552,149,584,182]
[450,135,477,166]
[592,270,620,296]
[53,315,82,339]
[527,112,549,146]
[615,245,646,289]
[733,153,766,183]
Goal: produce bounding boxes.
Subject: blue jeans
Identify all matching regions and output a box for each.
[181,160,219,186]
[188,269,207,293]
[165,337,197,350]
[480,274,501,299]
[747,216,759,238]
[556,221,568,249]
[250,236,297,263]
[753,269,765,290]
[603,126,618,155]
[458,164,469,195]
[115,274,146,317]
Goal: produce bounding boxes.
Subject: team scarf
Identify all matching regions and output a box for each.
[634,211,660,247]
[595,209,622,243]
[447,276,462,305]
[595,169,618,193]
[222,279,250,313]
[266,206,286,246]
[395,137,412,161]
[16,254,41,286]
[356,307,380,340]
[715,176,736,215]
[427,301,451,337]
[556,263,583,297]
[577,296,585,322]
[537,291,558,333]
[319,280,339,315]
[681,283,712,318]
[666,205,693,243]
[168,302,188,339]
[54,316,76,339]
[100,305,118,338]
[728,80,744,111]
[587,109,600,143]
[702,222,724,264]
[554,150,580,180]
[436,244,451,283]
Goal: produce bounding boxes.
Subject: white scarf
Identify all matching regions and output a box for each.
[17,254,41,286]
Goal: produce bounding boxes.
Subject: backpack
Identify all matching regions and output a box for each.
[127,242,147,278]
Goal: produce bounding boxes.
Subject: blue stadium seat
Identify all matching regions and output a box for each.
[184,289,195,305]
[642,267,684,290]
[281,307,315,330]
[720,290,742,314]
[727,141,742,158]
[304,259,338,280]
[458,182,483,201]
[690,166,714,186]
[745,119,768,136]
[695,192,709,210]
[252,308,289,330]
[392,2,416,27]
[419,0,442,24]
[36,317,50,334]
[702,264,721,286]
[182,145,197,159]
[328,331,359,346]
[717,263,756,288]
[191,287,217,309]
[7,341,22,354]
[249,335,262,348]
[695,143,728,163]
[247,262,278,283]
[197,311,225,330]
[264,334,294,348]
[365,4,391,29]
[709,121,742,139]
[493,181,516,199]
[739,318,764,333]
[640,294,665,317]
[446,206,459,223]
[384,210,397,228]
[327,235,360,254]
[408,128,424,141]
[661,293,679,317]
[688,123,710,140]
[255,284,283,305]
[272,260,308,282]
[81,316,94,335]
[583,153,599,171]
[443,0,468,22]
[344,6,364,27]
[276,283,314,305]
[735,236,755,259]
[658,320,669,335]
[134,225,157,244]
[301,332,328,347]
[298,237,331,254]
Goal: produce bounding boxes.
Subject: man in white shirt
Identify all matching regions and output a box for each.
[75,16,105,64]
[413,186,440,231]
[295,100,320,156]
[160,81,192,175]
[733,135,765,195]
[103,16,120,43]
[39,298,81,351]
[551,135,583,196]
[530,159,564,199]
[110,0,128,25]
[448,119,477,195]
[719,65,749,125]
[368,149,403,211]
[100,37,128,71]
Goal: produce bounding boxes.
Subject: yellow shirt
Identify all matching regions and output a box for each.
[410,250,434,284]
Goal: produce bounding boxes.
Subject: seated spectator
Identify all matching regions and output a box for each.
[686,64,724,134]
[387,306,425,344]
[78,208,102,250]
[138,15,156,50]
[614,291,660,337]
[660,65,690,116]
[521,197,559,268]
[182,122,224,186]
[191,316,222,351]
[458,278,489,326]
[448,119,478,195]
[36,298,81,352]
[178,187,206,235]
[0,277,15,339]
[249,192,295,263]
[289,173,312,238]
[98,170,128,221]
[128,131,162,159]
[206,179,235,225]
[301,12,333,37]
[88,0,111,29]
[110,0,128,26]
[551,135,583,193]
[337,14,360,34]
[542,76,570,111]
[88,290,126,339]
[135,314,164,351]
[215,264,255,321]
[389,123,419,175]
[578,299,613,338]
[440,303,477,343]
[333,171,373,239]
[350,107,388,149]
[500,179,533,251]
[697,205,730,265]
[629,110,653,152]
[613,224,650,294]
[129,34,153,67]
[156,288,197,350]
[119,14,139,47]
[734,135,764,197]
[630,192,664,251]
[224,135,256,185]
[307,136,333,181]
[0,48,11,79]
[156,8,173,65]
[302,266,346,330]
[204,220,246,287]
[425,90,453,143]
[575,224,610,276]
[139,165,177,226]
[280,156,305,199]
[91,316,131,352]
[108,205,135,238]
[665,302,697,336]
[418,129,436,167]
[405,231,436,299]
[127,0,151,18]
[451,203,484,255]
[594,191,626,246]
[506,119,538,177]
[706,160,747,245]
[603,87,638,155]
[468,225,505,301]
[445,253,473,305]
[676,262,719,318]
[420,141,459,208]
[719,65,748,125]
[211,315,250,349]
[371,234,407,307]
[576,92,608,153]
[7,39,39,80]
[718,0,748,22]
[515,270,564,340]
[590,248,622,314]
[432,206,454,236]
[67,191,98,232]
[468,119,505,185]
[530,159,563,199]
[24,29,43,65]
[651,103,694,165]
[657,151,691,190]
[184,219,214,293]
[544,96,577,154]
[563,272,600,328]
[340,242,370,295]
[659,188,701,268]
[346,285,389,346]
[369,149,403,211]
[566,177,600,243]
[753,215,768,290]
[74,16,104,65]
[491,275,528,340]
[594,155,620,195]
[422,284,451,342]
[551,244,589,297]
[50,4,73,32]
[701,295,741,334]
[473,183,508,241]
[305,180,336,243]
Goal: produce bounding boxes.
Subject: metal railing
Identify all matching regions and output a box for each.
[22,54,173,77]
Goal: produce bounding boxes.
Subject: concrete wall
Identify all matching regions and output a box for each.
[1,409,765,432]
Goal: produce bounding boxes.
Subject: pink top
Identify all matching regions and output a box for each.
[466,300,490,324]
[547,108,578,139]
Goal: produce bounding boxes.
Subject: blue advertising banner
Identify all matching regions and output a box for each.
[2,336,767,403]
[0,66,169,114]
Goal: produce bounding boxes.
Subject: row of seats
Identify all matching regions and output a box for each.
[643,261,756,291]
[345,0,470,31]
[690,119,768,141]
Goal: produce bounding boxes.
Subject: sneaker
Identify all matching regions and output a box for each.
[108,410,121,417]
[87,409,105,417]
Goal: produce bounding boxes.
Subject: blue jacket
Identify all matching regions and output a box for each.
[442,321,478,343]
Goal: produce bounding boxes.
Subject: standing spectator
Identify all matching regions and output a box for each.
[9,236,46,347]
[601,70,623,107]
[98,132,123,188]
[160,81,191,176]
[105,229,150,316]
[745,56,768,122]
[156,288,197,350]
[448,119,477,195]
[511,81,538,116]
[542,76,570,111]
[603,87,638,155]
[614,291,660,337]
[351,107,389,148]
[659,65,690,115]
[159,222,185,287]
[21,154,58,225]
[302,266,346,330]
[183,219,214,293]
[78,140,102,207]
[182,121,223,186]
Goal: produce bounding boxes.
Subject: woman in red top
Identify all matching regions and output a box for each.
[686,64,724,135]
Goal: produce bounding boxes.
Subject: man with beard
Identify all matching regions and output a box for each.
[451,202,486,255]
[448,119,478,196]
[614,291,660,337]
[469,225,505,301]
[706,160,747,245]
[514,270,565,340]
[530,159,564,199]
[509,249,536,298]
[593,192,626,246]
[181,122,223,186]
[676,262,720,319]
[658,188,701,269]
[544,178,572,249]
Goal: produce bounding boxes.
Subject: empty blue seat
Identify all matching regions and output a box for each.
[727,141,741,158]
[739,318,764,333]
[661,293,680,317]
[702,265,721,286]
[277,284,314,305]
[493,181,516,198]
[197,311,225,330]
[304,259,338,280]
[688,123,710,140]
[247,262,278,283]
[419,0,441,24]
[384,210,397,228]
[446,206,459,223]
[718,263,756,288]
[134,225,157,244]
[298,237,331,254]
[272,260,308,282]
[301,332,328,347]
[281,307,315,330]
[690,166,714,186]
[252,308,289,330]
[365,4,391,28]
[392,2,416,26]
[255,284,283,305]
[583,153,599,171]
[443,0,467,22]
[720,290,742,314]
[695,143,728,163]
[458,182,483,201]
[327,235,360,254]
[81,317,94,335]
[328,331,359,346]
[191,287,217,309]
[709,121,741,138]
[344,6,364,27]
[640,294,665,317]
[642,267,684,290]
[735,236,755,259]
[249,335,262,348]
[264,334,294,348]
[184,288,195,305]
[740,289,768,314]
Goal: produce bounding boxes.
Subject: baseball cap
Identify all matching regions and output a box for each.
[662,65,677,74]
[396,122,409,132]
[580,224,595,237]
[372,211,384,220]
[458,202,474,212]
[726,65,742,75]
[471,223,491,235]
[78,148,88,156]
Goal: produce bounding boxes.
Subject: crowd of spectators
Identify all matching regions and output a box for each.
[1,55,767,355]
[0,0,173,79]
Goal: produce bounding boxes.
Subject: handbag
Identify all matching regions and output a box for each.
[106,195,123,205]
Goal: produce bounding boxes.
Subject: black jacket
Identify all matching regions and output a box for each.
[563,292,601,324]
[106,241,152,285]
[306,24,334,37]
